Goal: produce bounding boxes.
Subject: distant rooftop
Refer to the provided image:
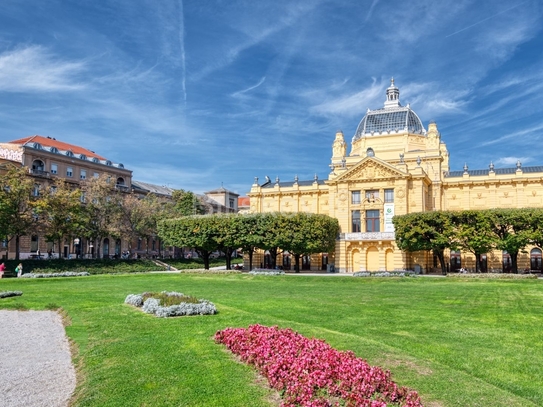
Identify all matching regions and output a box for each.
[7,135,126,169]
[445,165,543,178]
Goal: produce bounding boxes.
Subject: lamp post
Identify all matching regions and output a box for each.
[74,238,80,259]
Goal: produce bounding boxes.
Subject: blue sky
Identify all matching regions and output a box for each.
[0,1,542,194]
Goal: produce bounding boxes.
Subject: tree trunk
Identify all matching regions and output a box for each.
[511,251,519,274]
[247,248,254,271]
[268,247,278,268]
[434,249,446,275]
[223,247,234,270]
[199,250,211,270]
[15,235,20,261]
[294,254,301,273]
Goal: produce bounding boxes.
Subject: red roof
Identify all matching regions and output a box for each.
[238,196,250,207]
[8,135,107,160]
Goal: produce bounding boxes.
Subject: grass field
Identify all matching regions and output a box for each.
[1,273,542,406]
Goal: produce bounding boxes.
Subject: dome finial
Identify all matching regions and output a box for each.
[384,77,400,108]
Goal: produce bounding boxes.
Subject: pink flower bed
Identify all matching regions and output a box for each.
[215,324,423,407]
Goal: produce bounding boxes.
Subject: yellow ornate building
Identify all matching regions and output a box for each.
[248,79,543,273]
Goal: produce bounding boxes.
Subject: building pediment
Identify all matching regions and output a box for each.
[331,157,408,183]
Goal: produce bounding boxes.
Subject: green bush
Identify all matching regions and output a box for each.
[3,258,165,275]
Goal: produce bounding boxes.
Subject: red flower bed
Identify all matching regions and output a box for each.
[215,324,423,407]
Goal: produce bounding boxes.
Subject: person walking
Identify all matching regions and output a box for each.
[15,263,23,277]
[0,263,5,278]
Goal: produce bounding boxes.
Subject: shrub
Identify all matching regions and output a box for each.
[215,324,423,407]
[0,291,23,299]
[353,271,415,278]
[20,271,90,278]
[446,273,537,279]
[125,291,217,318]
[249,269,285,276]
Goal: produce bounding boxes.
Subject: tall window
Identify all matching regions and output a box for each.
[50,163,58,174]
[80,169,86,180]
[33,184,40,197]
[229,198,235,208]
[384,189,394,203]
[365,210,380,232]
[450,250,461,272]
[66,167,73,177]
[93,172,99,178]
[351,210,361,232]
[351,191,361,204]
[31,235,39,252]
[365,190,379,201]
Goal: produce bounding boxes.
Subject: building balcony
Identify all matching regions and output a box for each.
[340,232,396,241]
[29,168,50,178]
[115,184,130,192]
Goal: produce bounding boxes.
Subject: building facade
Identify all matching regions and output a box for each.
[248,79,543,273]
[0,135,132,259]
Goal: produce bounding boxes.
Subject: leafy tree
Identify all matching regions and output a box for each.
[525,208,543,250]
[0,164,37,260]
[171,189,206,216]
[231,214,263,271]
[393,211,456,274]
[158,215,220,269]
[451,210,496,272]
[256,213,288,269]
[80,174,123,258]
[113,193,161,253]
[487,208,531,273]
[33,179,84,258]
[283,213,339,272]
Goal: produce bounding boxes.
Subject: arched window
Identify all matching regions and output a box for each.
[31,235,39,252]
[115,239,121,256]
[92,157,100,163]
[118,163,124,168]
[66,150,74,157]
[103,238,110,257]
[32,159,45,173]
[302,255,311,271]
[50,147,59,154]
[530,248,542,272]
[366,147,375,157]
[502,251,512,273]
[117,177,125,186]
[79,154,87,160]
[106,160,112,166]
[32,142,43,149]
[450,250,461,272]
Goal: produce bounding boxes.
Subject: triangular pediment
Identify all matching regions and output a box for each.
[331,157,408,183]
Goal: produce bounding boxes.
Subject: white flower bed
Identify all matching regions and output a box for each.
[447,273,537,279]
[353,271,415,277]
[249,269,285,275]
[124,291,217,318]
[0,291,23,298]
[20,272,90,278]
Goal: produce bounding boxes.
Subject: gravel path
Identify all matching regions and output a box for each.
[0,310,76,407]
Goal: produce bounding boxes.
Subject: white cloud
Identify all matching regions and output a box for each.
[494,156,530,166]
[0,45,86,92]
[310,79,383,117]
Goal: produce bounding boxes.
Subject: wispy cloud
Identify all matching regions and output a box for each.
[479,123,543,147]
[445,1,528,38]
[310,78,384,117]
[231,76,266,97]
[494,156,530,166]
[0,45,86,92]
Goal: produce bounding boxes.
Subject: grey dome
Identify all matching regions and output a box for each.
[353,79,425,140]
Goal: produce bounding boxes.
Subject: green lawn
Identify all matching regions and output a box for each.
[1,274,542,406]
